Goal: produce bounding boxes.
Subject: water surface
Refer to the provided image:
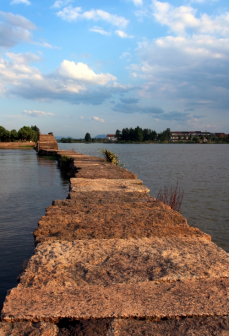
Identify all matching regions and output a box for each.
[0,149,69,307]
[60,143,229,251]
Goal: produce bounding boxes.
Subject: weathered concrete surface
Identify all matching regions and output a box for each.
[74,163,137,179]
[70,178,149,193]
[57,319,111,336]
[34,202,192,243]
[68,190,151,201]
[0,321,58,335]
[108,317,229,336]
[18,238,229,289]
[53,192,151,206]
[36,132,58,152]
[2,278,229,322]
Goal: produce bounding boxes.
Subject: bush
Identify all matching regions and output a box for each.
[157,182,184,212]
[98,148,125,167]
[59,155,71,169]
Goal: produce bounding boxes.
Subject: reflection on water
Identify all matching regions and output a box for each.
[0,149,69,307]
[60,143,229,252]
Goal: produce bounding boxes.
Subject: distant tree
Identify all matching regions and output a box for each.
[0,126,6,142]
[85,132,91,142]
[0,126,11,142]
[158,128,171,142]
[115,129,121,141]
[18,126,37,142]
[121,128,130,141]
[134,126,143,142]
[31,125,40,137]
[11,129,18,141]
[192,136,199,143]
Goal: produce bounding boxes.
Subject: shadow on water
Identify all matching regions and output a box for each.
[0,149,69,308]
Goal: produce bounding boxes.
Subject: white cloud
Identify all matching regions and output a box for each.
[57,6,129,28]
[80,116,84,119]
[51,0,73,9]
[130,0,143,6]
[58,60,116,85]
[129,34,229,108]
[115,30,134,38]
[23,110,55,117]
[0,53,121,105]
[11,0,31,5]
[0,52,42,94]
[89,116,105,122]
[120,52,132,59]
[89,26,111,36]
[0,12,36,30]
[151,0,229,36]
[190,0,218,2]
[0,12,36,48]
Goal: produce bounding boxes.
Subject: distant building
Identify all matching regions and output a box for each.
[170,131,211,141]
[215,133,227,138]
[106,134,117,141]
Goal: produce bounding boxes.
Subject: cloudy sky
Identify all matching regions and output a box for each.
[0,0,228,137]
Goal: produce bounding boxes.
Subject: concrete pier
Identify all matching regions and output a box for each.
[1,148,229,335]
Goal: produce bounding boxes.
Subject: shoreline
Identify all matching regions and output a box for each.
[0,142,35,149]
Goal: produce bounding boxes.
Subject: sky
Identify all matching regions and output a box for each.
[0,0,229,137]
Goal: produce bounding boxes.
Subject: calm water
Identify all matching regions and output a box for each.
[60,143,229,251]
[0,144,228,308]
[0,149,69,307]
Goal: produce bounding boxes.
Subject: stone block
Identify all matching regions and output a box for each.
[18,238,229,289]
[74,164,137,179]
[0,321,58,336]
[107,317,229,336]
[34,201,190,243]
[69,178,149,193]
[2,278,229,322]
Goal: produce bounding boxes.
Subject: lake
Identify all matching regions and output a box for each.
[0,144,228,307]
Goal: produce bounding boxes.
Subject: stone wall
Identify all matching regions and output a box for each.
[36,132,58,152]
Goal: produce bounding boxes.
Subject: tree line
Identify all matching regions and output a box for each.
[115,127,171,142]
[0,125,40,142]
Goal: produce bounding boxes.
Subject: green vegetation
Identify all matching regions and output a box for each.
[85,132,92,142]
[98,148,125,168]
[115,126,158,142]
[59,155,71,169]
[42,155,58,160]
[58,137,108,143]
[0,125,40,142]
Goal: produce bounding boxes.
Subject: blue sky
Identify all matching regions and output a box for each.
[0,0,228,137]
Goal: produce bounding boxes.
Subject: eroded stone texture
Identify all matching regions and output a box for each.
[0,321,58,336]
[68,190,151,201]
[2,278,229,322]
[108,317,229,336]
[34,202,190,243]
[57,319,111,336]
[74,164,137,179]
[18,238,229,289]
[69,178,149,193]
[52,193,150,207]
